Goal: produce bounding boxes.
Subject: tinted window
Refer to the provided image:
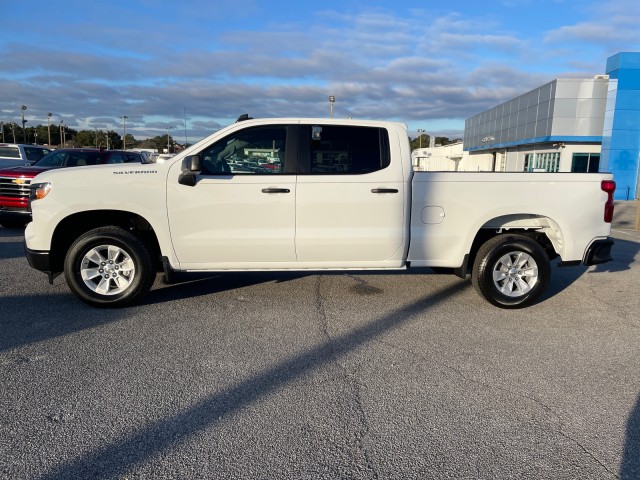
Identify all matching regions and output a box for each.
[200,126,287,175]
[35,151,67,167]
[307,125,390,174]
[107,153,125,164]
[0,147,20,158]
[24,147,51,161]
[35,151,105,167]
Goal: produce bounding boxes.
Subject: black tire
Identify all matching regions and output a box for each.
[0,220,27,229]
[64,226,155,308]
[472,234,550,309]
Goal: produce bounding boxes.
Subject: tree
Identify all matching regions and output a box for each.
[409,134,430,151]
[409,135,462,150]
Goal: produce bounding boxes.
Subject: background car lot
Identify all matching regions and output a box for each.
[1,203,639,479]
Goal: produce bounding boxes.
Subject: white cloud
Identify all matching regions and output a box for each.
[1,1,635,140]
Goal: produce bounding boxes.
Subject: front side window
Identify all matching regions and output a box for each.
[306,125,390,174]
[200,126,287,175]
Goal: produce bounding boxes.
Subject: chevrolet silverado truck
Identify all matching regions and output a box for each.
[24,117,615,308]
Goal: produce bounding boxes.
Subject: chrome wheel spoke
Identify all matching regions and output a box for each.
[492,250,539,298]
[80,244,136,296]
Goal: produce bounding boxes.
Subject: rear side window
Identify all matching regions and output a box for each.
[307,125,390,174]
[0,147,20,158]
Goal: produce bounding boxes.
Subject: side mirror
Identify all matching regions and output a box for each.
[178,154,202,186]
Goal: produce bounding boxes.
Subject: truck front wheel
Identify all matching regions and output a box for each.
[472,234,550,309]
[64,226,155,308]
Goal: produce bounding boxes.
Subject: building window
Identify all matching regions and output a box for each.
[571,153,600,173]
[524,152,560,172]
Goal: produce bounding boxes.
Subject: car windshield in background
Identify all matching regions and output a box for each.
[35,151,108,167]
[24,146,51,162]
[33,150,143,167]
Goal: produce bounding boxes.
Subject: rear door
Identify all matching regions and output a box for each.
[294,124,405,265]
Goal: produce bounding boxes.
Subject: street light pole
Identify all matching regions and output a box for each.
[166,126,173,153]
[47,113,52,145]
[417,128,425,149]
[329,96,335,118]
[0,121,4,143]
[59,121,64,148]
[120,115,128,150]
[21,105,27,143]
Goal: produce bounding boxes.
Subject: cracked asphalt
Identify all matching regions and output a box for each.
[1,202,639,479]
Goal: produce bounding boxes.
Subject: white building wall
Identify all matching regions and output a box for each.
[413,143,602,172]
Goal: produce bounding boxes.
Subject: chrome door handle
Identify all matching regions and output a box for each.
[261,188,291,193]
[371,188,398,194]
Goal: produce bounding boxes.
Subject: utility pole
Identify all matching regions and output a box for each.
[120,115,128,150]
[47,113,52,145]
[20,105,27,143]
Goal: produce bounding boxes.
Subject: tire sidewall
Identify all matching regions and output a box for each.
[474,236,550,308]
[64,228,153,307]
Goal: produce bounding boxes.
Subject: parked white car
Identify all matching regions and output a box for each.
[0,143,52,167]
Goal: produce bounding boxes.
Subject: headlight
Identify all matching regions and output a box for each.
[29,182,52,202]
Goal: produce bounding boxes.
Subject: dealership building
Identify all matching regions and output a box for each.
[412,52,640,200]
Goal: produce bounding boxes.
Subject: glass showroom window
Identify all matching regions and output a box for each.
[524,152,560,172]
[571,153,600,173]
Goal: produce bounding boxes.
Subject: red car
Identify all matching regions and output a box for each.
[0,149,144,228]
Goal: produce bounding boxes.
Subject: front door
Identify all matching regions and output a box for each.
[167,124,297,268]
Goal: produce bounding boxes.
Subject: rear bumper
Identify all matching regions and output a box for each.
[583,238,614,266]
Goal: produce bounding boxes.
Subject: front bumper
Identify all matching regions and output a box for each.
[24,243,58,283]
[0,207,31,221]
[583,238,614,266]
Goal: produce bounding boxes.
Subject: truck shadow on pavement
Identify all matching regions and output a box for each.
[621,393,640,479]
[591,237,639,273]
[34,281,468,479]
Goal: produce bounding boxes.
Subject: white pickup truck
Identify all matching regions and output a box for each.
[24,116,616,308]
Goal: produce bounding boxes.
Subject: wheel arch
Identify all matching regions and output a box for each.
[463,214,563,276]
[49,210,162,275]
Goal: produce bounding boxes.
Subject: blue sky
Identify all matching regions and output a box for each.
[1,0,639,143]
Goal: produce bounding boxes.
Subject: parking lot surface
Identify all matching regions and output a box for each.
[1,202,639,479]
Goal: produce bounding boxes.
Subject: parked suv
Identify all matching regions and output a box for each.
[0,144,52,167]
[0,149,145,228]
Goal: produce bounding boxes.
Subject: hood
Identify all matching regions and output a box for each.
[0,164,54,177]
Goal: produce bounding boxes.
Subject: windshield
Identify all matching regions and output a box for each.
[35,151,108,168]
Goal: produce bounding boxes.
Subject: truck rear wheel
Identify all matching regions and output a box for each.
[64,226,155,308]
[472,234,550,309]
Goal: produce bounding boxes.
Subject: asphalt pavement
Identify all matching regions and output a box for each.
[0,202,639,479]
